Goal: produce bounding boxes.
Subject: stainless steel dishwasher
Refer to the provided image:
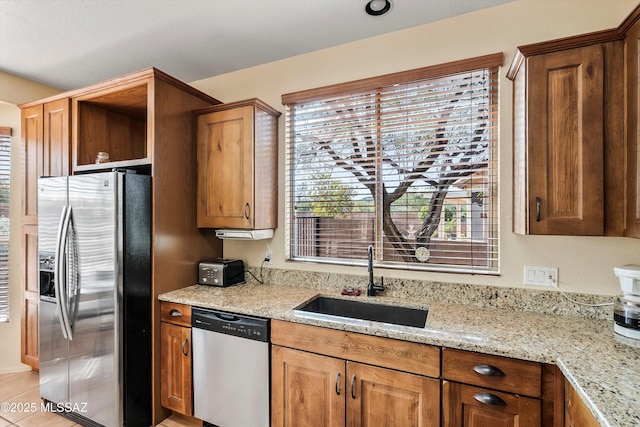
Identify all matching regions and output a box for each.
[192,307,270,427]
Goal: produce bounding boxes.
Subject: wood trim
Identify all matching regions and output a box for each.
[195,98,281,118]
[506,50,526,81]
[508,4,640,77]
[0,127,11,137]
[19,67,221,109]
[282,53,504,105]
[271,320,440,378]
[617,3,640,35]
[516,28,622,58]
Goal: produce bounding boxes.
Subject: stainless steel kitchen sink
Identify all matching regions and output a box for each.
[293,296,428,328]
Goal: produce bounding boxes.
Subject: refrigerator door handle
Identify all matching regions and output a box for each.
[58,205,74,340]
[54,205,69,339]
[66,211,79,336]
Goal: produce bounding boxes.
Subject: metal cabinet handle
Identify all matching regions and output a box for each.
[473,364,505,377]
[351,375,356,399]
[473,392,506,407]
[170,309,183,317]
[335,372,341,395]
[536,197,541,222]
[182,338,189,356]
[244,202,251,220]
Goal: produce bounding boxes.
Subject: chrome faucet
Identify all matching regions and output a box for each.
[367,245,384,296]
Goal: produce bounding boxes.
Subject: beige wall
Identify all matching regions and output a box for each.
[0,72,60,372]
[190,0,640,296]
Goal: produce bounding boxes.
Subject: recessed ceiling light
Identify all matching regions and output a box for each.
[365,0,391,16]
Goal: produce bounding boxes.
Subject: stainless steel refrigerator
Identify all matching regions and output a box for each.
[38,171,151,427]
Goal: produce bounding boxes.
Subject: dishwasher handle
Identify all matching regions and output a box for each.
[214,312,241,322]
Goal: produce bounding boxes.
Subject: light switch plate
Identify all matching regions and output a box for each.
[524,265,558,287]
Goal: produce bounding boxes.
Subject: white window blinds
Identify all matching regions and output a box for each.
[0,127,11,322]
[283,54,502,273]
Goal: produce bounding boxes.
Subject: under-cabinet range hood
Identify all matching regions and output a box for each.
[215,229,274,240]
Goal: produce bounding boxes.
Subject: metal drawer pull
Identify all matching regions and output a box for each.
[335,372,341,395]
[170,309,183,317]
[182,338,189,356]
[473,364,505,377]
[473,392,506,407]
[536,197,541,222]
[244,202,251,219]
[351,375,356,399]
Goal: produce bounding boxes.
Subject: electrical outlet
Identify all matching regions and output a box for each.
[264,249,272,263]
[524,265,558,287]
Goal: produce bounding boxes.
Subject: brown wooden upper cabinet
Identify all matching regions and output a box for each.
[625,13,640,237]
[511,44,605,235]
[196,98,280,229]
[508,5,640,236]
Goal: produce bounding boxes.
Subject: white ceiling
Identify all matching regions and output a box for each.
[0,0,513,92]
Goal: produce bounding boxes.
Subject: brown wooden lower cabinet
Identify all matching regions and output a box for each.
[442,380,541,427]
[271,345,344,427]
[564,381,599,427]
[160,321,193,416]
[348,361,440,427]
[271,345,440,427]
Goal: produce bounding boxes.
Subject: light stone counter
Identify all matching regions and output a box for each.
[160,282,640,427]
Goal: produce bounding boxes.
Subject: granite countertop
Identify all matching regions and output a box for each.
[159,282,640,426]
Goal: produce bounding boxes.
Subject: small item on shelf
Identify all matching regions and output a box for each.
[96,151,110,164]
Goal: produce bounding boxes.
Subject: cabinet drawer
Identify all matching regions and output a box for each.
[442,381,541,427]
[160,302,192,327]
[442,348,541,397]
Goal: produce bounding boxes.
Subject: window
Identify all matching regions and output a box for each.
[283,54,502,274]
[0,126,10,322]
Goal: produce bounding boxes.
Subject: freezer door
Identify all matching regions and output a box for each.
[66,172,121,427]
[38,300,70,404]
[37,176,69,404]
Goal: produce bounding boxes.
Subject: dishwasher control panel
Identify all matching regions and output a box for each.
[192,307,269,342]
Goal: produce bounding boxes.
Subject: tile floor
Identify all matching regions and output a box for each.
[0,371,199,427]
[0,370,77,426]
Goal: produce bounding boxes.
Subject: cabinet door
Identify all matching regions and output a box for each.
[527,45,604,235]
[160,322,192,416]
[21,105,43,224]
[626,18,640,236]
[20,224,39,371]
[271,345,345,427]
[197,106,255,229]
[43,98,71,177]
[442,381,541,427]
[347,362,440,427]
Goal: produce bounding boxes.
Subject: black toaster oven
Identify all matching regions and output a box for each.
[198,258,245,287]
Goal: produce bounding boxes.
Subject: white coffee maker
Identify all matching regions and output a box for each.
[614,265,640,339]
